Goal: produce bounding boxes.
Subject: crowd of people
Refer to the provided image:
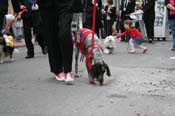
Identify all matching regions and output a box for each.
[1,0,175,83]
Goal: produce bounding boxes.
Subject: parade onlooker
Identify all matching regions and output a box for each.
[15,18,23,41]
[83,0,103,37]
[102,0,117,36]
[142,0,156,43]
[0,0,20,34]
[38,0,74,84]
[116,20,148,54]
[119,0,136,42]
[165,0,175,51]
[19,0,47,59]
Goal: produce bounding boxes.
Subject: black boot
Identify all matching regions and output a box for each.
[25,54,34,59]
[148,39,152,43]
[41,46,48,55]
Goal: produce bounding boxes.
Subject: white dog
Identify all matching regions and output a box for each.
[103,35,116,54]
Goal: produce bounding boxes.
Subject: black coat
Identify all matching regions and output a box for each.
[143,0,156,15]
[104,5,117,22]
[83,0,103,28]
[38,0,73,9]
[120,0,136,20]
[0,0,20,15]
[142,0,156,20]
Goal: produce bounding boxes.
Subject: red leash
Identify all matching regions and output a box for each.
[92,0,97,49]
[87,0,97,69]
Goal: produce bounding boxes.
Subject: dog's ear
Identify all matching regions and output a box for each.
[90,63,101,78]
[90,64,97,78]
[103,62,111,76]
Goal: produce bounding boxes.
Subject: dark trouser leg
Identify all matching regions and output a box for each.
[119,19,125,41]
[143,13,155,42]
[107,20,113,36]
[58,9,73,73]
[0,13,4,33]
[34,25,47,54]
[23,18,34,56]
[39,8,63,74]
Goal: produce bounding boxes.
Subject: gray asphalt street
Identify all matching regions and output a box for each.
[0,39,175,116]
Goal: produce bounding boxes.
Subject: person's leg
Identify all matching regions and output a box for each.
[143,17,150,42]
[143,13,153,43]
[57,8,74,83]
[148,13,155,41]
[40,8,63,74]
[0,13,4,31]
[119,19,125,41]
[108,20,113,35]
[129,39,135,53]
[23,18,34,58]
[34,25,47,54]
[58,9,73,74]
[169,19,175,50]
[138,20,147,39]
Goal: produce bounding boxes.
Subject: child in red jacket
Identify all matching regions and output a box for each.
[116,19,148,54]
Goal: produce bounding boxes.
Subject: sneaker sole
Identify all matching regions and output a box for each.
[143,49,148,54]
[65,80,74,85]
[56,79,65,82]
[55,77,65,81]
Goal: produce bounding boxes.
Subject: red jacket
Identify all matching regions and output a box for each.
[116,28,143,39]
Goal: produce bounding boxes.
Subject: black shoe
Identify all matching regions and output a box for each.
[171,48,175,51]
[148,39,152,43]
[25,55,34,59]
[42,47,47,55]
[120,39,125,42]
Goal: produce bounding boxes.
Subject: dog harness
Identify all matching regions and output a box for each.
[75,28,102,69]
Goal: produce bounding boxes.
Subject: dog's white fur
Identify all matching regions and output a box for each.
[103,35,116,54]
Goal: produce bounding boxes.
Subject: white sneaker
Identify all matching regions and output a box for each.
[170,56,175,60]
[55,73,65,81]
[65,72,74,84]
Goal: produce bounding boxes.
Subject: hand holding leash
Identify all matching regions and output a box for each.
[2,7,27,33]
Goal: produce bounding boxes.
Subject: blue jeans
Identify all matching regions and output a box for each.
[169,19,175,49]
[134,37,143,45]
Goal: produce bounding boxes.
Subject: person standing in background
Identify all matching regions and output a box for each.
[15,18,23,41]
[19,0,47,59]
[142,0,156,43]
[119,0,136,42]
[83,0,103,37]
[102,0,117,36]
[0,0,20,34]
[165,0,175,52]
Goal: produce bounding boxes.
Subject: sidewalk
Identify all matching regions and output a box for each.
[14,39,26,48]
[14,38,36,48]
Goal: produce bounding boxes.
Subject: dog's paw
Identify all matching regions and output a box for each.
[89,81,96,85]
[99,81,104,86]
[103,49,110,54]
